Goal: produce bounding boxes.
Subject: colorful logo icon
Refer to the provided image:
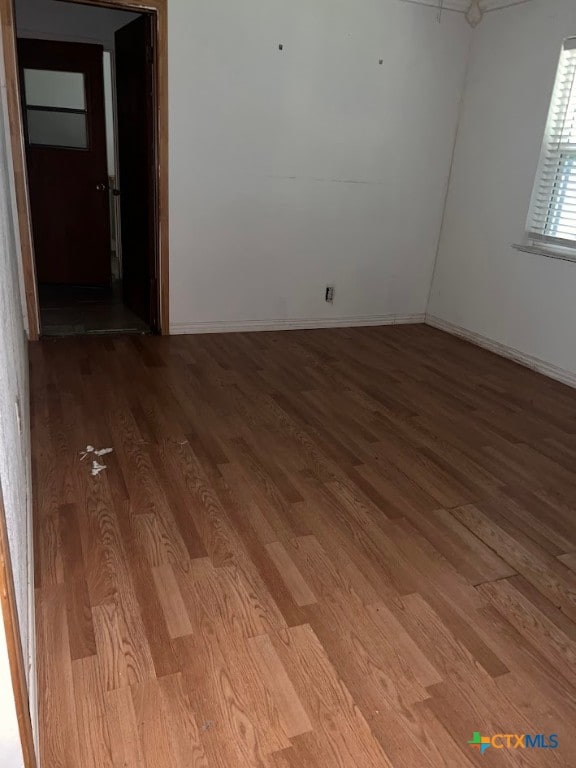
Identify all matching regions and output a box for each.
[468,732,491,755]
[467,732,559,754]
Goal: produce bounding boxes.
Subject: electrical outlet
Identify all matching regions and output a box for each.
[325,285,335,304]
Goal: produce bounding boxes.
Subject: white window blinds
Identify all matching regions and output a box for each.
[528,39,576,249]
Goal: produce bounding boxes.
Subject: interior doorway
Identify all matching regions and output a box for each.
[2,0,169,338]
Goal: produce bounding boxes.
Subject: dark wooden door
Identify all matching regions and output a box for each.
[115,15,158,330]
[18,39,111,286]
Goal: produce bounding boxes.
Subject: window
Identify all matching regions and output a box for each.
[23,68,88,149]
[526,39,576,255]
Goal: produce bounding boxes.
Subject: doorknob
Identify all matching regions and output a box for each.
[96,182,107,191]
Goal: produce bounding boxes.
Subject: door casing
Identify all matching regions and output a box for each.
[0,0,169,339]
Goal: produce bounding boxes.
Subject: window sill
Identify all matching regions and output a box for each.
[512,243,576,264]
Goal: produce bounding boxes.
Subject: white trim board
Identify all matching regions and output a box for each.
[426,315,576,389]
[170,313,425,335]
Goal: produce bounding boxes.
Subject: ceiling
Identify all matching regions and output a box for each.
[404,0,534,26]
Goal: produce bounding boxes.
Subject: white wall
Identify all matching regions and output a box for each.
[0,36,35,767]
[15,0,472,332]
[428,0,576,376]
[169,0,471,330]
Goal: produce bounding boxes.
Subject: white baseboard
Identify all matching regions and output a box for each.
[170,313,425,335]
[426,314,576,389]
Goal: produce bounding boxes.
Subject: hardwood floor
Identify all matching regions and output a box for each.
[31,324,576,767]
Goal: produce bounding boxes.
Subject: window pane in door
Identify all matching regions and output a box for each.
[27,109,87,148]
[24,69,86,110]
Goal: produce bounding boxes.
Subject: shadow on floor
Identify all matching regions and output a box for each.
[39,282,150,336]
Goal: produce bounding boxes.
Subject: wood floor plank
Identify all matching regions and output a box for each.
[477,577,576,689]
[402,505,517,586]
[269,624,395,767]
[58,502,96,659]
[285,533,381,607]
[92,602,130,691]
[452,502,576,622]
[152,563,194,639]
[265,541,317,607]
[558,552,576,573]
[32,326,576,767]
[105,686,146,768]
[131,679,185,768]
[218,461,281,544]
[425,677,562,768]
[156,674,209,768]
[133,513,167,567]
[175,555,288,639]
[489,485,576,555]
[368,703,478,768]
[176,628,292,765]
[72,655,114,768]
[36,585,81,768]
[248,633,313,738]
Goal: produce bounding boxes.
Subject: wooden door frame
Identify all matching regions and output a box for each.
[0,482,37,768]
[0,0,169,339]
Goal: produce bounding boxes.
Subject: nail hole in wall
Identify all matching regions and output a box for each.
[279,43,284,51]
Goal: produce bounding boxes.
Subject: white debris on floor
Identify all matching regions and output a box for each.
[79,445,114,475]
[91,461,108,476]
